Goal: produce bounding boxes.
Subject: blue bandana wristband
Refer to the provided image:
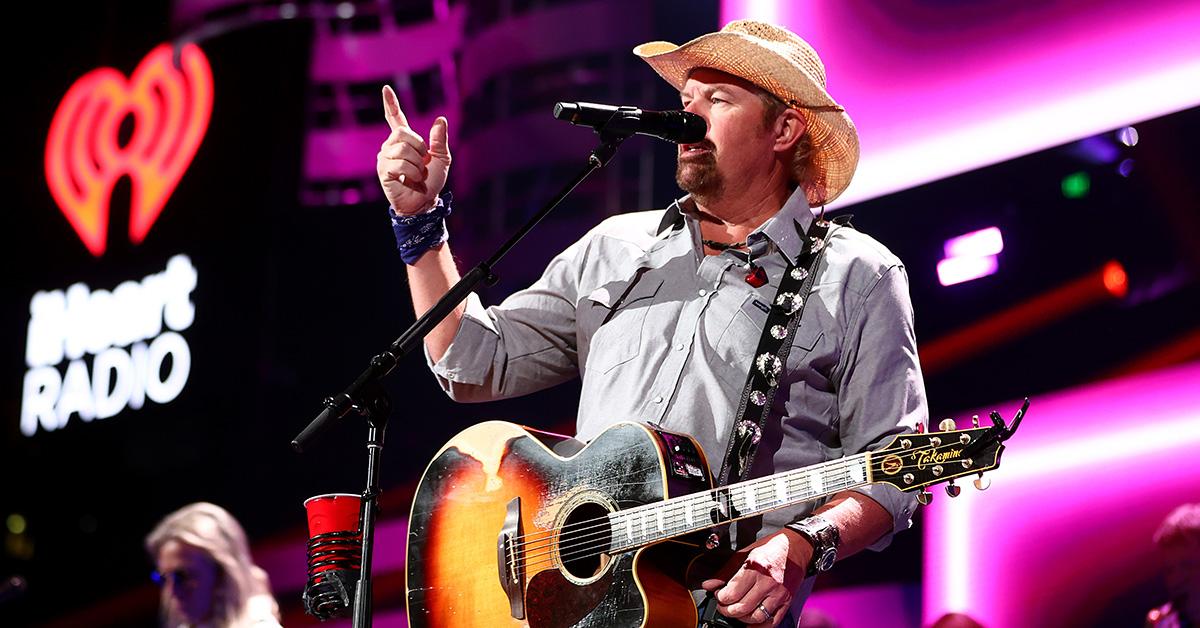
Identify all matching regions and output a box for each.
[390,194,451,265]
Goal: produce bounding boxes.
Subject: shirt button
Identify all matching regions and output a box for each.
[698,289,707,296]
[675,343,685,351]
[653,396,664,404]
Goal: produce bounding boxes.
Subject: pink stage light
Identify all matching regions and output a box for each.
[922,360,1200,627]
[944,227,1004,259]
[720,0,1200,207]
[938,227,1003,286]
[936,255,998,287]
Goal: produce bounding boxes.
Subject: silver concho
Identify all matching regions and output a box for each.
[809,236,825,252]
[749,390,767,406]
[775,292,803,315]
[735,419,763,445]
[756,352,783,379]
[789,267,809,281]
[770,324,788,339]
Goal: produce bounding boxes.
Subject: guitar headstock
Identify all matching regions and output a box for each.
[870,398,1029,502]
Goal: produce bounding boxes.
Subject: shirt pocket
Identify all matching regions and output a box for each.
[719,292,823,366]
[584,276,664,374]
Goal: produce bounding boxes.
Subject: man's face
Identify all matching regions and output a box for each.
[1162,540,1200,620]
[676,68,780,202]
[156,539,220,624]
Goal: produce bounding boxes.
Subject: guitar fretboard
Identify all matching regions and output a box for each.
[606,453,871,552]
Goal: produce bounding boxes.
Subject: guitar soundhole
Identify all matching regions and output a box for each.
[558,501,613,581]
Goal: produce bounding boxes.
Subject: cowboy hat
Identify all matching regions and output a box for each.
[634,20,859,205]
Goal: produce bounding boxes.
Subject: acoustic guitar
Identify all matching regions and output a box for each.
[406,399,1027,627]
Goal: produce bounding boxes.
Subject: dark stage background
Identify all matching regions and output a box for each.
[3,2,1198,626]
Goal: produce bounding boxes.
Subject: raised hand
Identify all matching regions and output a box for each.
[377,85,451,215]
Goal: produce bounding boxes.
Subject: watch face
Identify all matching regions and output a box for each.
[816,547,837,572]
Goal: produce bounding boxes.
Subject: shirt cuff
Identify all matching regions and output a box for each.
[425,292,497,388]
[850,483,919,552]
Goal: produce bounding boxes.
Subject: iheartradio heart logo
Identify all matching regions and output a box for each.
[44,43,213,257]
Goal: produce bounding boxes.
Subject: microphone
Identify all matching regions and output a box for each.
[553,102,707,144]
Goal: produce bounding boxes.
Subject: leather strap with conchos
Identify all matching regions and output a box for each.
[714,217,843,488]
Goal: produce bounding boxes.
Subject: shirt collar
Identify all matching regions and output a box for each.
[656,195,689,235]
[656,188,815,263]
[754,186,814,263]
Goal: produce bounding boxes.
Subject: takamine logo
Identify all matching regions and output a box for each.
[44,43,212,257]
[21,44,214,436]
[910,447,964,471]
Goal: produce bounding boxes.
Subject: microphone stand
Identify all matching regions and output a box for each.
[291,130,631,627]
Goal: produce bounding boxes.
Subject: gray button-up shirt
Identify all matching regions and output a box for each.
[428,187,926,554]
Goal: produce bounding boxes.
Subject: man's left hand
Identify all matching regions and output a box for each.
[700,531,811,627]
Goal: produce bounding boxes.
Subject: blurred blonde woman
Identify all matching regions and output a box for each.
[146,502,281,628]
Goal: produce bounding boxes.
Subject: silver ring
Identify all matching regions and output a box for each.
[757,603,774,619]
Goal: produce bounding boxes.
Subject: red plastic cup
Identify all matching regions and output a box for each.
[304,494,362,577]
[304,493,362,537]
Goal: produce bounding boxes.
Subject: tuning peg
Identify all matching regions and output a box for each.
[971,414,980,428]
[917,490,933,505]
[938,418,957,432]
[945,480,961,497]
[973,473,991,491]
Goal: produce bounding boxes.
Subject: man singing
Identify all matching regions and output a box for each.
[379,20,927,626]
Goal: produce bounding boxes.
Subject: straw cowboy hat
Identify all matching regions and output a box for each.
[634,20,859,205]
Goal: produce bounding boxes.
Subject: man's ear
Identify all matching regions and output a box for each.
[774,108,807,153]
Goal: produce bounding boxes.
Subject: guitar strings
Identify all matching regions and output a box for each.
[522,474,871,571]
[520,460,870,569]
[509,449,868,547]
[509,438,990,570]
[517,449,980,570]
[510,435,975,549]
[515,454,862,554]
[523,442,982,571]
[512,438,978,566]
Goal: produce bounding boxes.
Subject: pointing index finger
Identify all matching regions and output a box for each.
[382,85,410,131]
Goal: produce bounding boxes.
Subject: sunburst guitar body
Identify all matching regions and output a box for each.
[406,421,709,627]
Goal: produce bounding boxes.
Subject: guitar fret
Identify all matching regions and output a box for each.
[743,485,757,512]
[655,507,664,533]
[776,478,788,504]
[684,501,694,526]
[850,460,865,483]
[810,470,824,494]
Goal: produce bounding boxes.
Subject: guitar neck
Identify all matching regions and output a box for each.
[607,452,871,553]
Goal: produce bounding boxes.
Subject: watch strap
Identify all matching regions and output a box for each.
[785,515,841,577]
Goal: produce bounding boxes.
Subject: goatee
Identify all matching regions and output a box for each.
[676,148,724,201]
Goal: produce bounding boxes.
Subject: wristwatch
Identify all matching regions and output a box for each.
[785,515,841,577]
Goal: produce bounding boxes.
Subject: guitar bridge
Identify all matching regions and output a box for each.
[496,496,525,619]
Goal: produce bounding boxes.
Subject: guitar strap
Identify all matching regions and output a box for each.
[714,216,845,489]
[696,217,844,628]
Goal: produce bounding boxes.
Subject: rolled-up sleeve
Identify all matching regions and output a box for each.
[425,238,586,402]
[832,264,927,550]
